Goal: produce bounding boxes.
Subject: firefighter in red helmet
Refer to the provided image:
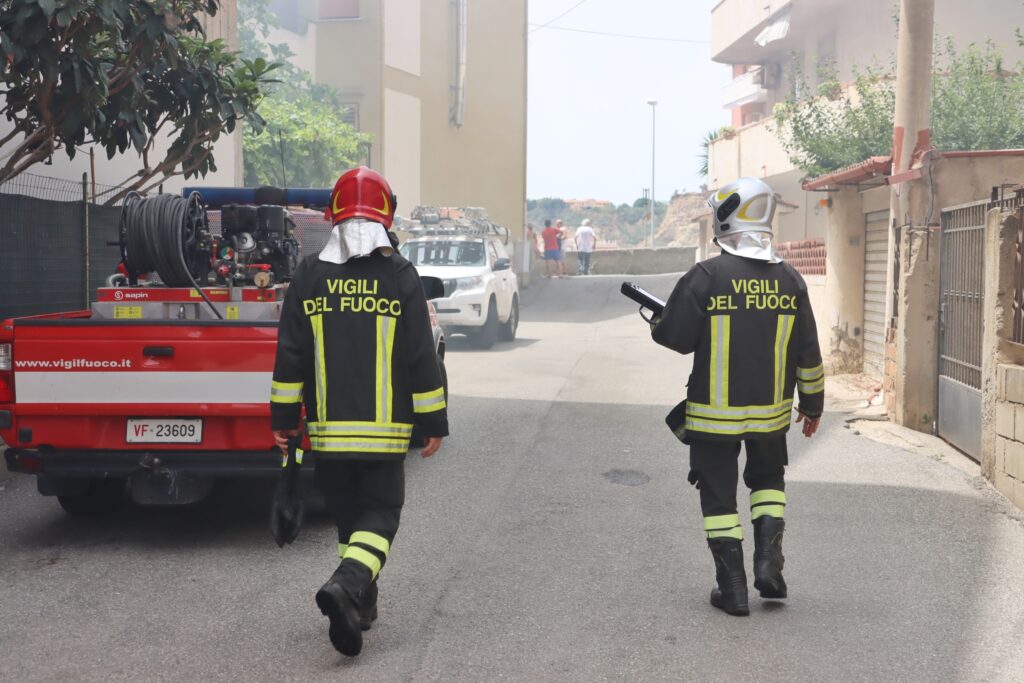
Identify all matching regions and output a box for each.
[270,166,448,656]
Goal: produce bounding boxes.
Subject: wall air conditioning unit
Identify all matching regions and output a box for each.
[752,63,781,89]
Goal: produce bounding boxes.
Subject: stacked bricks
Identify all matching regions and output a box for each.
[775,239,826,276]
[994,364,1024,509]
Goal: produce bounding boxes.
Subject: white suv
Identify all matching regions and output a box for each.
[400,234,519,349]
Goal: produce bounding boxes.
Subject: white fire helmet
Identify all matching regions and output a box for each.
[708,177,777,239]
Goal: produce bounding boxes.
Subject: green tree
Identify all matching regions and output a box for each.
[773,39,1024,177]
[238,0,369,187]
[0,0,276,201]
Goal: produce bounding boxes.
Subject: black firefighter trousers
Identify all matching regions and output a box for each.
[688,436,788,540]
[315,459,405,597]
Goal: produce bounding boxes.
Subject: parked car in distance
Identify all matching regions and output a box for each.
[398,207,519,349]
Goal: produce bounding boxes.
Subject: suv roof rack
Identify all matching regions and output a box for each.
[398,206,509,245]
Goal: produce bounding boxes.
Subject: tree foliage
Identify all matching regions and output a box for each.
[0,0,277,200]
[773,39,1024,177]
[238,0,369,187]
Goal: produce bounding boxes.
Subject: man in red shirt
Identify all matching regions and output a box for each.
[541,219,565,278]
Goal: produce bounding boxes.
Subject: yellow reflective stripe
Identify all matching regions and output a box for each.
[704,514,741,531]
[752,504,785,519]
[708,527,745,540]
[736,198,758,221]
[750,489,787,506]
[797,364,824,380]
[710,315,731,407]
[716,189,737,202]
[308,421,413,431]
[774,315,795,405]
[704,513,743,540]
[686,413,791,435]
[349,531,391,557]
[337,543,348,558]
[413,387,447,413]
[798,378,823,395]
[343,546,382,579]
[687,400,793,419]
[310,437,409,453]
[307,422,413,437]
[376,315,397,423]
[311,314,327,419]
[413,387,445,402]
[295,448,304,465]
[798,378,825,394]
[270,381,303,404]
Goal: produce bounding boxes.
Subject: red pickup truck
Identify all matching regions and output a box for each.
[0,283,446,515]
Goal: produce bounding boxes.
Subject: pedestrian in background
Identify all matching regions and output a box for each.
[555,219,568,276]
[650,177,823,617]
[574,219,598,275]
[541,219,564,278]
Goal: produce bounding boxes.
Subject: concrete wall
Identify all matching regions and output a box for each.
[532,247,697,277]
[822,185,866,373]
[981,206,1024,511]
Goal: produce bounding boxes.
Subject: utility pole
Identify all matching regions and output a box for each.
[646,99,657,248]
[887,0,937,429]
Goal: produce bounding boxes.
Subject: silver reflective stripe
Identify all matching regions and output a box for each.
[270,387,302,399]
[710,316,731,407]
[312,440,408,452]
[312,315,327,419]
[309,424,412,436]
[413,394,446,411]
[688,400,793,419]
[774,315,795,404]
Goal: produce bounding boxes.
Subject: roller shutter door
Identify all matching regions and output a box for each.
[863,212,889,377]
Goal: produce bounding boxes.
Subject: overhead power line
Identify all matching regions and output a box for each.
[528,23,708,44]
[528,0,591,34]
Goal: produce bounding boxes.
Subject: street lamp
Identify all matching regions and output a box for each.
[645,98,657,248]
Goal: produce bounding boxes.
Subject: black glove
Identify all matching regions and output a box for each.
[270,433,306,548]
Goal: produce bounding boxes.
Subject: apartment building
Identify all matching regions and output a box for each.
[268,0,528,242]
[707,0,1024,244]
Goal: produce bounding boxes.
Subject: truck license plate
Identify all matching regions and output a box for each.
[126,419,203,444]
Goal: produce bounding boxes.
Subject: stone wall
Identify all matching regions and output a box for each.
[532,247,696,277]
[993,365,1024,509]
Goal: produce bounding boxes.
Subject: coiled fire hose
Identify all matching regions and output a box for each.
[120,192,222,319]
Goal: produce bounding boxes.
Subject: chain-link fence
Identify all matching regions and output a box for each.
[0,173,124,320]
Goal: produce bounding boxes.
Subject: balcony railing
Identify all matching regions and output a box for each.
[721,70,768,109]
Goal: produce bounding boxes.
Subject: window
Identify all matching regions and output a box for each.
[339,103,359,129]
[486,242,499,266]
[400,241,486,267]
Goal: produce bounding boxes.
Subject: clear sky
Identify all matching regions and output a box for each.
[527,0,730,205]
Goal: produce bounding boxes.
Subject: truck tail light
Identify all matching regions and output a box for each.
[0,343,13,402]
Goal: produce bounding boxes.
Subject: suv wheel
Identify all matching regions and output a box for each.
[57,478,126,516]
[499,295,519,341]
[473,297,499,349]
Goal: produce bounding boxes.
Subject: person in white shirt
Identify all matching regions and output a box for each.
[574,219,598,275]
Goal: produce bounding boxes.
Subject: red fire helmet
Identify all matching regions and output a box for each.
[329,166,397,229]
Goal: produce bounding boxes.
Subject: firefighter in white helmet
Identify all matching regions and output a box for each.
[650,177,824,616]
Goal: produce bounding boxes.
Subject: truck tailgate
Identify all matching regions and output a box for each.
[9,320,278,451]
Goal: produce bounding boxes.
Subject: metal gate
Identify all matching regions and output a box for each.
[863,211,890,377]
[937,201,987,459]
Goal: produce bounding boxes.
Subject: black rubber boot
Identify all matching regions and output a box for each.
[315,581,363,656]
[358,581,379,631]
[752,516,787,599]
[707,538,750,616]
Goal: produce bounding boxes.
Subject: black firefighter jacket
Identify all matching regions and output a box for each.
[270,250,449,460]
[652,251,824,441]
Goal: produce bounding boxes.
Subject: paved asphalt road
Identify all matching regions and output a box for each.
[2,274,1023,682]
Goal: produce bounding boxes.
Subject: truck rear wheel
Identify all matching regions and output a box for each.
[57,479,126,516]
